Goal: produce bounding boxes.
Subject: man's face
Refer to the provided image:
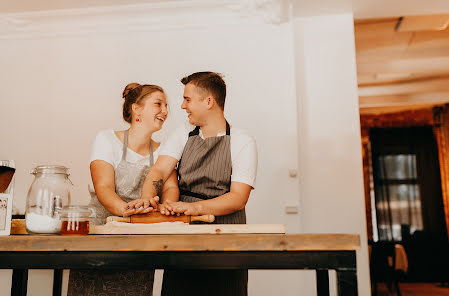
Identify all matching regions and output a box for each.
[181,83,208,126]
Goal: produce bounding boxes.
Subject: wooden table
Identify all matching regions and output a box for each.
[0,234,360,296]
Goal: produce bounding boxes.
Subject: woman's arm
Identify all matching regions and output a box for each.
[90,160,128,216]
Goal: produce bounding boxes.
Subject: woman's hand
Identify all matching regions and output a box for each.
[166,200,201,216]
[123,196,160,217]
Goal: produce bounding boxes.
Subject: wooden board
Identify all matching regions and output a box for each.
[10,219,285,235]
[0,233,360,251]
[90,221,286,234]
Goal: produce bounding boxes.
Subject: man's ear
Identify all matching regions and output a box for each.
[206,97,215,110]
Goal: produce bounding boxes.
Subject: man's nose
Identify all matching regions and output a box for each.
[181,101,186,109]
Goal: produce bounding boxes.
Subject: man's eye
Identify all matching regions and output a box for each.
[155,103,161,106]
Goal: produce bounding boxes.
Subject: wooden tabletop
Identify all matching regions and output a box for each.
[0,234,360,252]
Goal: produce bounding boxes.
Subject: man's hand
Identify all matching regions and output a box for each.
[158,202,176,216]
[166,200,201,216]
[123,196,160,217]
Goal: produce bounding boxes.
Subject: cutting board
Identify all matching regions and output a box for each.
[90,222,286,234]
[11,219,286,235]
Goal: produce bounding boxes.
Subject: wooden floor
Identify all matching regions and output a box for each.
[376,283,449,296]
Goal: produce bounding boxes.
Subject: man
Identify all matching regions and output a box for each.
[137,71,258,295]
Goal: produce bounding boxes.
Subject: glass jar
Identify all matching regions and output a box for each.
[59,205,95,235]
[25,165,72,234]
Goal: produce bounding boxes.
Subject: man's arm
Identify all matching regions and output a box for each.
[167,181,252,216]
[141,155,179,201]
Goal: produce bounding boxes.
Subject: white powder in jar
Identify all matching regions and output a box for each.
[26,212,61,234]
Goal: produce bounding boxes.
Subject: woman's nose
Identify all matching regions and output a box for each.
[161,105,168,114]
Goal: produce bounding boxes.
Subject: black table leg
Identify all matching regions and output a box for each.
[53,269,63,296]
[336,270,358,296]
[316,270,330,296]
[11,269,28,296]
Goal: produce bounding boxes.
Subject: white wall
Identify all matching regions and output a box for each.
[1,4,371,296]
[292,13,370,295]
[0,4,302,296]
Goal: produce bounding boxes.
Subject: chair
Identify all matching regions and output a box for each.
[370,242,408,296]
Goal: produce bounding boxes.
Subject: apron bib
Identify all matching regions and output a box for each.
[162,121,248,296]
[68,130,155,296]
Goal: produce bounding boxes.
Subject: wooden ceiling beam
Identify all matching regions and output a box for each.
[358,76,449,96]
[396,14,449,32]
[357,57,449,75]
[359,92,449,108]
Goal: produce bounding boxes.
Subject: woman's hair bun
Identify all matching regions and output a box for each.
[122,83,141,99]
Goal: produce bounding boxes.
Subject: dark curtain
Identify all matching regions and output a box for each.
[371,127,449,281]
[371,127,447,242]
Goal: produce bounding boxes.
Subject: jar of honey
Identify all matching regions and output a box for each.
[59,205,95,235]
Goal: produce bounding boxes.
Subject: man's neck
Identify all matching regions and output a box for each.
[200,115,227,138]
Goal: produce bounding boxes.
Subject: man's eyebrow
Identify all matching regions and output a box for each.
[183,96,190,99]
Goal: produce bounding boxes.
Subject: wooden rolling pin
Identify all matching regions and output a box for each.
[106,212,215,224]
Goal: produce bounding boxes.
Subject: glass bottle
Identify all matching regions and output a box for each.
[25,165,72,234]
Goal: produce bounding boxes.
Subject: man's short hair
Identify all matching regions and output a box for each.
[181,72,226,110]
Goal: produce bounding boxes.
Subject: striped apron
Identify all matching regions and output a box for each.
[162,121,247,296]
[68,130,155,296]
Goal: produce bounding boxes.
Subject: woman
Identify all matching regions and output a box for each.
[68,83,179,296]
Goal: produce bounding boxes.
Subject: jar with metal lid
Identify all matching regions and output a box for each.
[59,205,95,235]
[25,165,72,234]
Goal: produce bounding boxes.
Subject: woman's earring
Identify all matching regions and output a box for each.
[136,118,140,122]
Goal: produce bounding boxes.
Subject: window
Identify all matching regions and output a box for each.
[374,154,423,241]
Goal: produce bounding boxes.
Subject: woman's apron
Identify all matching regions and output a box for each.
[162,121,247,296]
[68,130,155,296]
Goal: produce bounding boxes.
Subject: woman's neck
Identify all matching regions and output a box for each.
[127,125,154,154]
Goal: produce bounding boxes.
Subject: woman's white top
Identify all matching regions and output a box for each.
[88,129,160,193]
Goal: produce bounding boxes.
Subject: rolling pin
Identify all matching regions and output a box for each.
[106,212,215,224]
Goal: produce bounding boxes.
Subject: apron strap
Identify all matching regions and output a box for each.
[149,141,154,167]
[188,126,200,137]
[122,130,129,161]
[122,129,154,166]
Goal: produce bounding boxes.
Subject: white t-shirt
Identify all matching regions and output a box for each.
[160,122,258,188]
[88,129,160,192]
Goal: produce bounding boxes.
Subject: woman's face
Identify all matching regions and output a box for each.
[136,91,168,131]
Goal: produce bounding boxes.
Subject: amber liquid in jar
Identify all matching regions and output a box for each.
[60,220,89,235]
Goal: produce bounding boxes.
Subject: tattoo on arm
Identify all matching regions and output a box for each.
[153,179,163,196]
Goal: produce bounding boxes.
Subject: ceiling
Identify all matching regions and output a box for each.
[355,15,449,114]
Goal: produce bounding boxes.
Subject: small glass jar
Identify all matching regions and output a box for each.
[25,165,72,234]
[59,205,95,235]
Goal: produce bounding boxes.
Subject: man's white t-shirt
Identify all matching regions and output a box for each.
[160,122,258,188]
[88,129,160,192]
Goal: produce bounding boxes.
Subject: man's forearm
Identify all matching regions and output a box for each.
[161,187,180,203]
[140,167,166,200]
[194,192,247,216]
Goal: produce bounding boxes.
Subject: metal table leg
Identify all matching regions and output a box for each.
[336,270,358,296]
[53,269,63,296]
[316,269,330,296]
[11,269,28,296]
